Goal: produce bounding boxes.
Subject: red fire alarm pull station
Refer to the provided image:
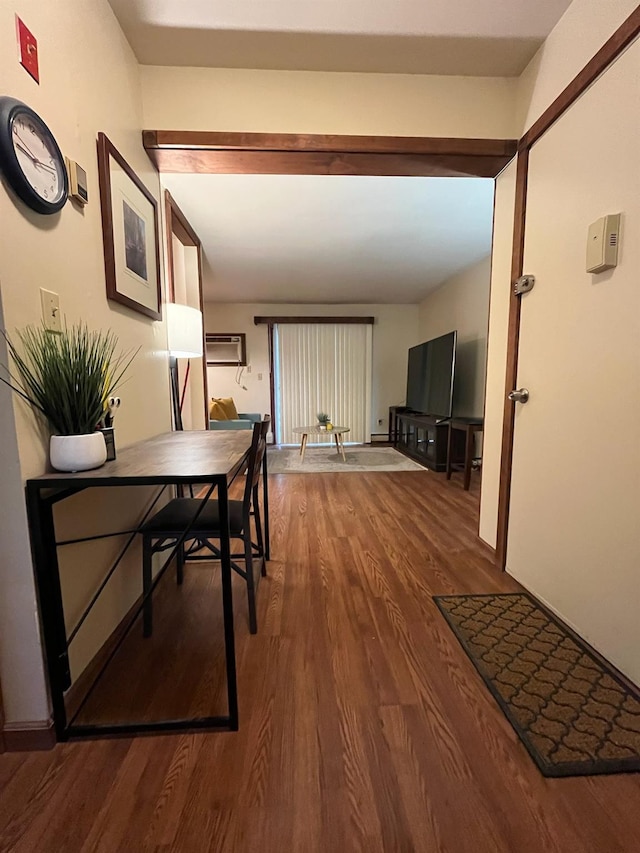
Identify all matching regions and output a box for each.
[16,16,39,84]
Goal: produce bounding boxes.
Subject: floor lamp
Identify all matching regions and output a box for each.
[166,303,204,431]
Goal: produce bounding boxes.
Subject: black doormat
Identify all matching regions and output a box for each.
[434,593,640,777]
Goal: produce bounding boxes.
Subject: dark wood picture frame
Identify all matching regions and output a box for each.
[97,132,162,320]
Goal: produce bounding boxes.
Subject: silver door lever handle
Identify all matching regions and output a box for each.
[508,388,529,404]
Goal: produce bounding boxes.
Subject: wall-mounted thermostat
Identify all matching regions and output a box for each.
[586,213,620,273]
[65,157,88,205]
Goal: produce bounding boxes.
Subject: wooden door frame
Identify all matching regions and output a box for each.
[164,190,208,429]
[144,7,640,564]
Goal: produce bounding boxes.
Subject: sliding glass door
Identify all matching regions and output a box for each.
[274,323,372,445]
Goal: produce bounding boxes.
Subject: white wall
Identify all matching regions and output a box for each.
[479,161,517,548]
[516,0,639,133]
[141,66,518,139]
[0,0,171,724]
[204,303,420,436]
[418,256,491,419]
[0,294,49,721]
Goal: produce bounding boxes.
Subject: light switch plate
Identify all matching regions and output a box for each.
[40,288,61,333]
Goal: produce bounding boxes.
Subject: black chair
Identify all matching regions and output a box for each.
[141,415,270,636]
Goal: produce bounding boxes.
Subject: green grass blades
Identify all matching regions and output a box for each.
[0,324,137,436]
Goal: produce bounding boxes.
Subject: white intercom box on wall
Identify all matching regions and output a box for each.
[586,213,620,273]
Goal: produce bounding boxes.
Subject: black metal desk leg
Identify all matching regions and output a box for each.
[217,479,239,729]
[262,452,270,561]
[25,484,70,741]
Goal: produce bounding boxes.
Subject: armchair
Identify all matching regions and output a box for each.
[209,412,261,431]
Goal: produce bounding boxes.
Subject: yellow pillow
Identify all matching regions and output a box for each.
[209,397,239,420]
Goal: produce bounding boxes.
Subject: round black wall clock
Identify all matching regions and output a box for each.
[0,96,69,215]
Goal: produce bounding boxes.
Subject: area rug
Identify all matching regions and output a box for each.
[434,593,640,777]
[267,446,426,473]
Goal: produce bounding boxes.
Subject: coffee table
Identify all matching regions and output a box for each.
[292,425,350,463]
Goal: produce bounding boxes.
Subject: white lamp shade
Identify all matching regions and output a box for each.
[166,303,204,358]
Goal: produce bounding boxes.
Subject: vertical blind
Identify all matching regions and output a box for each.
[274,323,373,445]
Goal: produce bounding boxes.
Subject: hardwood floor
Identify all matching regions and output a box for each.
[1,471,639,852]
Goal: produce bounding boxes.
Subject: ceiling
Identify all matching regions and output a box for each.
[108,0,572,76]
[162,174,495,304]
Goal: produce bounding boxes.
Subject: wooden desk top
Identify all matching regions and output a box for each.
[27,430,253,488]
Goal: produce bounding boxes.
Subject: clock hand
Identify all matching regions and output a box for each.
[13,133,57,175]
[34,161,57,175]
[13,132,41,162]
[14,141,40,165]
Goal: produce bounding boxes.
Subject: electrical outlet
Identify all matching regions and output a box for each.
[257,373,263,381]
[40,288,61,333]
[246,365,252,374]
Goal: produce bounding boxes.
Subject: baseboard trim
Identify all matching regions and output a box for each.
[370,433,390,443]
[476,536,497,563]
[3,720,55,752]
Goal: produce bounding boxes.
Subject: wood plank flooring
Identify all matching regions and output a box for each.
[1,470,640,852]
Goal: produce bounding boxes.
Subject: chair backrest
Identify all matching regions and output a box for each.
[259,413,271,442]
[242,415,270,512]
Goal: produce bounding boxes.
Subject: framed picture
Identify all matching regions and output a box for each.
[96,132,161,320]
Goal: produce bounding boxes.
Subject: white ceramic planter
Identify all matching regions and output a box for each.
[49,432,107,473]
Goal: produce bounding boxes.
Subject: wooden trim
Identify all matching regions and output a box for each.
[254,316,375,325]
[143,132,517,178]
[476,535,498,563]
[164,189,202,300]
[164,189,201,247]
[164,193,176,303]
[520,6,640,151]
[145,150,513,179]
[144,130,517,157]
[3,720,55,752]
[164,190,208,428]
[496,150,528,570]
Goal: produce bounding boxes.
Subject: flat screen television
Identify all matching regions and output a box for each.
[406,331,457,419]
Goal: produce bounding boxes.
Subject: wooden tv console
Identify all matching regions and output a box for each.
[391,410,453,472]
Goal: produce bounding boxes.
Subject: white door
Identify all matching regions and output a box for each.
[506,40,640,683]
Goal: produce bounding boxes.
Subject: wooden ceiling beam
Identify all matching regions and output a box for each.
[143,131,517,178]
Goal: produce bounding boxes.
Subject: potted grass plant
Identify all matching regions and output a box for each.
[317,411,333,430]
[0,323,136,472]
[317,411,330,430]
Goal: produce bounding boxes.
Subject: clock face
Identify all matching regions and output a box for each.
[11,111,66,206]
[0,97,68,215]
